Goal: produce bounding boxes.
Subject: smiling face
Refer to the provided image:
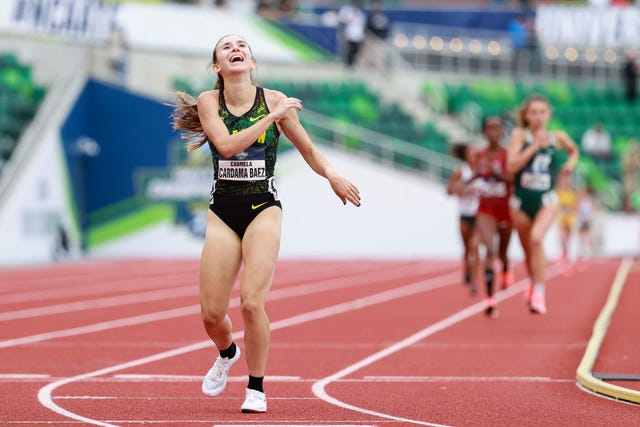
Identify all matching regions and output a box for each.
[212,35,255,76]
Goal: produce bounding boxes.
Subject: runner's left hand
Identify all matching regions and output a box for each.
[329,175,361,207]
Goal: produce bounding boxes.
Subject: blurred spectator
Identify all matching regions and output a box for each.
[581,122,612,159]
[623,51,638,103]
[256,0,296,20]
[107,26,128,86]
[622,139,640,211]
[366,2,389,40]
[278,0,297,16]
[256,0,277,19]
[52,222,70,262]
[338,0,366,68]
[508,14,537,75]
[360,1,390,71]
[321,7,339,27]
[576,184,596,268]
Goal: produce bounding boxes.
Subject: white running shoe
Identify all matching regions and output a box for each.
[240,388,267,413]
[202,345,241,397]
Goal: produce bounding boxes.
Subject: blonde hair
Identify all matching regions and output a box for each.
[518,94,551,128]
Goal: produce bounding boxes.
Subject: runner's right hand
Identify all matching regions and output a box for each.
[271,97,302,121]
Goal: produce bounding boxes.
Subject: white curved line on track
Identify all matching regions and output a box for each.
[311,263,563,427]
[38,270,460,426]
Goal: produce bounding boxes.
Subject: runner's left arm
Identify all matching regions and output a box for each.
[274,93,361,207]
[555,130,580,174]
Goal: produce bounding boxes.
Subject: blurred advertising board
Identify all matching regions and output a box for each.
[537,5,640,49]
[0,0,306,62]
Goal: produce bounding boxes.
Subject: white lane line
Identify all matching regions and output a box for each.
[0,373,51,379]
[111,374,301,382]
[1,423,379,426]
[3,374,572,385]
[55,396,321,401]
[0,259,419,305]
[0,261,348,307]
[37,270,460,427]
[2,263,452,349]
[56,396,120,400]
[311,264,564,427]
[117,422,380,426]
[0,271,196,303]
[0,306,200,349]
[0,286,196,322]
[361,376,574,383]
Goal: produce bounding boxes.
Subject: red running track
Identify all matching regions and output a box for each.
[0,257,638,426]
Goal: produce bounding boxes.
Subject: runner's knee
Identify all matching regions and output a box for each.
[240,294,266,321]
[201,306,227,329]
[530,230,544,248]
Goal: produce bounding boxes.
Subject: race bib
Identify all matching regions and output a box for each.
[483,181,507,197]
[218,147,267,181]
[520,172,551,191]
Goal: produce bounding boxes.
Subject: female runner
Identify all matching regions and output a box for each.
[173,34,360,412]
[507,95,579,314]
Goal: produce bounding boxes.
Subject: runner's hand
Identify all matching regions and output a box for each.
[561,162,575,175]
[329,174,361,207]
[533,129,550,149]
[271,97,302,121]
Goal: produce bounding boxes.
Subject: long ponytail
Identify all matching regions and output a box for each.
[171,91,208,152]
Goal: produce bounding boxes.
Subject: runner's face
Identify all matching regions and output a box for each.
[484,123,504,145]
[213,35,254,75]
[525,100,551,130]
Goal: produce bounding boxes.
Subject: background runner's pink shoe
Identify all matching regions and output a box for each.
[529,292,547,315]
[501,270,514,289]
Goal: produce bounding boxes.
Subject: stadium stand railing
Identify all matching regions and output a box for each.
[297,108,459,183]
[173,76,459,183]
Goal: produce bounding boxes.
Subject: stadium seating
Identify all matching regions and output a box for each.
[0,52,46,173]
[429,79,638,208]
[437,79,637,140]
